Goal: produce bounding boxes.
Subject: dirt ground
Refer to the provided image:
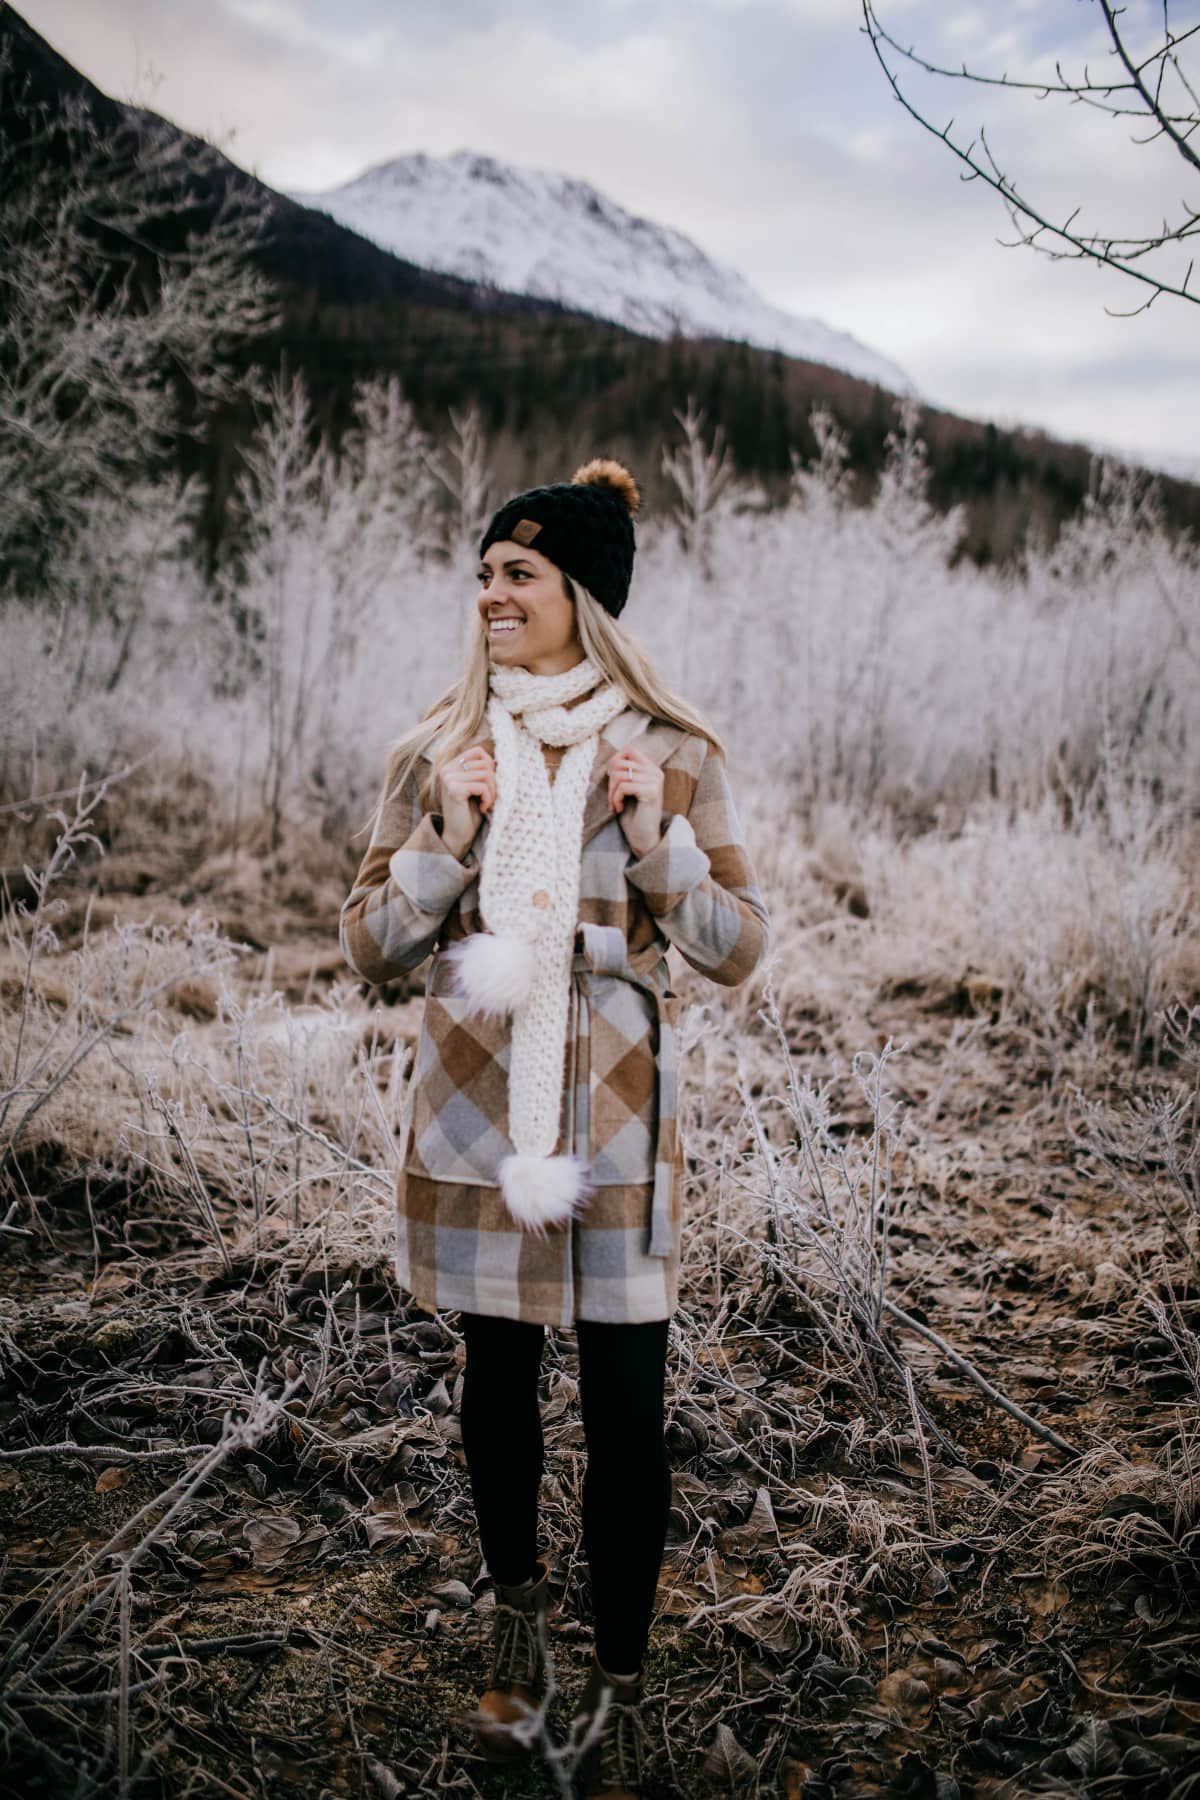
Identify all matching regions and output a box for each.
[2,829,1199,1800]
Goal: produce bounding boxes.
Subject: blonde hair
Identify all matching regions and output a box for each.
[365,577,724,836]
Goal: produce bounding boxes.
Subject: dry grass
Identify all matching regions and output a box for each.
[1,769,1199,1800]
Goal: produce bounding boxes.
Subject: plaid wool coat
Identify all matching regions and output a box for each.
[340,705,768,1326]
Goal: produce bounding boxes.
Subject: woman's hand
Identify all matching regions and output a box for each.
[440,746,497,859]
[606,744,664,858]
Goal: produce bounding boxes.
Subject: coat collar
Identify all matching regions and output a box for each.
[434,705,686,849]
[581,707,686,845]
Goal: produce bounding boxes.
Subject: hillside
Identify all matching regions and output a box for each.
[4,4,1199,564]
[291,149,914,392]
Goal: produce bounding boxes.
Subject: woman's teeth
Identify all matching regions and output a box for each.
[489,618,523,634]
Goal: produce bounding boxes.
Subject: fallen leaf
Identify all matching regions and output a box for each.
[726,1603,798,1657]
[1121,1745,1167,1778]
[720,1485,778,1553]
[875,1668,933,1726]
[715,1559,764,1598]
[243,1514,301,1568]
[95,1466,128,1493]
[542,1371,578,1422]
[429,1579,472,1609]
[746,1486,778,1540]
[1065,1717,1120,1778]
[285,1523,328,1565]
[1017,1576,1070,1621]
[727,1362,767,1390]
[1133,1591,1168,1626]
[363,1491,410,1549]
[703,1721,757,1787]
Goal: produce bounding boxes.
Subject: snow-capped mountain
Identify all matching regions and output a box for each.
[291,150,913,394]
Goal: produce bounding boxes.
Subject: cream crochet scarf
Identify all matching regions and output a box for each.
[447,657,626,1232]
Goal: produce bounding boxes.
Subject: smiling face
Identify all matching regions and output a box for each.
[476,541,584,675]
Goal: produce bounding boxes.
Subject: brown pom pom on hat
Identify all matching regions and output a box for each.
[479,458,640,617]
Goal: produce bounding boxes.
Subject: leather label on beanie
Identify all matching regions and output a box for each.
[511,517,543,546]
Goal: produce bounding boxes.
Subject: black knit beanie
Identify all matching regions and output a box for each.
[478,458,640,618]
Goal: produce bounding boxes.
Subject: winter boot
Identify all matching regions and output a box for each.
[571,1652,650,1798]
[471,1556,552,1761]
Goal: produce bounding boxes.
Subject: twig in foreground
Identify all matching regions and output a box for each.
[883,1299,1077,1456]
[0,1441,206,1464]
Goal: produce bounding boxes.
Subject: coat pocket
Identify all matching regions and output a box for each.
[405,961,513,1183]
[581,972,657,1185]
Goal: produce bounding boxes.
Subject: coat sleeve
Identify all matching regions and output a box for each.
[623,742,768,987]
[340,752,479,985]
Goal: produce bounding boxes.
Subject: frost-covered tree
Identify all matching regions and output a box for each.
[425,404,495,554]
[657,399,761,698]
[661,398,743,573]
[633,396,1199,819]
[790,406,854,524]
[0,65,277,596]
[1022,458,1200,794]
[221,371,451,843]
[339,375,438,549]
[53,473,206,699]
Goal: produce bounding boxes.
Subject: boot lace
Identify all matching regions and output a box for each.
[491,1599,541,1691]
[597,1692,649,1792]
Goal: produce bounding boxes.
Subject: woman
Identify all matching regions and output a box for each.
[340,459,768,1797]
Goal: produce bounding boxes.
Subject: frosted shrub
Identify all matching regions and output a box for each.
[0,779,240,1186]
[425,403,495,552]
[855,776,1196,1047]
[146,979,399,1240]
[1021,462,1199,794]
[637,402,983,807]
[339,374,439,545]
[0,512,229,811]
[0,87,275,595]
[634,409,1198,821]
[3,378,1196,1058]
[35,475,205,682]
[217,371,459,841]
[660,398,745,577]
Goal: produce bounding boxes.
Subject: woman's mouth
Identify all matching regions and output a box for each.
[488,615,524,638]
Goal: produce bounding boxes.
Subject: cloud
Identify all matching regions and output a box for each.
[218,0,399,71]
[12,0,1196,463]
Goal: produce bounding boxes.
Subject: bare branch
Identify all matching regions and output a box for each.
[1100,0,1200,173]
[0,61,279,593]
[861,0,1200,312]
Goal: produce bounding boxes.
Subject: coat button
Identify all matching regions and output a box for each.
[532,889,550,910]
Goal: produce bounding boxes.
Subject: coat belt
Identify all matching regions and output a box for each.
[573,923,676,1258]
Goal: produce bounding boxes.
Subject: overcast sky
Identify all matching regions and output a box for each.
[15,0,1198,471]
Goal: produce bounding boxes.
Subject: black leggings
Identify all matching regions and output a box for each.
[458,1313,671,1674]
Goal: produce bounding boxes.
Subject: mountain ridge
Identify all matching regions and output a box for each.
[5,3,1199,564]
[291,148,914,394]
